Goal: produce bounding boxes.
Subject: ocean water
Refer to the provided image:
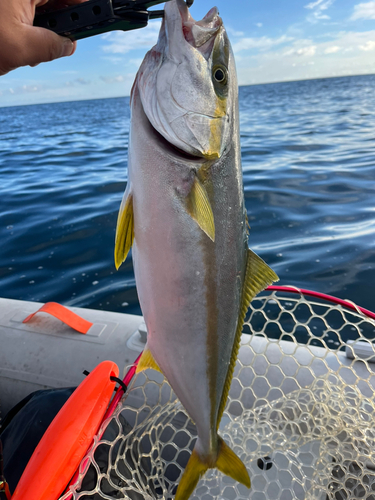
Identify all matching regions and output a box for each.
[0,74,374,317]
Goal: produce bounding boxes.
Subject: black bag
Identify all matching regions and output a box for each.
[0,387,75,492]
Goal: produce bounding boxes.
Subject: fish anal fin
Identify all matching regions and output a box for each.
[216,436,250,488]
[217,249,279,426]
[114,191,134,270]
[136,346,162,374]
[186,176,215,242]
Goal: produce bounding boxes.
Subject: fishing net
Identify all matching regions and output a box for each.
[61,286,375,500]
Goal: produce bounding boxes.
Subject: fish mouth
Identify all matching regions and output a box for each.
[137,0,229,160]
[167,0,223,59]
[141,98,205,162]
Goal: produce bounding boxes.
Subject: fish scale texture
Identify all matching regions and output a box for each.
[60,289,375,500]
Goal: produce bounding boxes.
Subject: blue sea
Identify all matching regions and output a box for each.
[0,74,374,316]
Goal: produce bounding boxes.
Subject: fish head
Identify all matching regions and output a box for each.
[136,0,236,160]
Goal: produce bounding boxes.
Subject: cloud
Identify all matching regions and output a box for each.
[325,45,340,53]
[65,78,91,87]
[76,78,90,85]
[235,30,375,87]
[232,35,294,53]
[284,45,317,57]
[351,1,375,20]
[256,23,263,28]
[101,20,161,55]
[226,27,245,37]
[100,75,125,84]
[129,58,144,67]
[1,84,46,95]
[305,0,335,22]
[359,40,375,50]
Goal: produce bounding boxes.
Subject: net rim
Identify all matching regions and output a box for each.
[62,285,375,499]
[266,285,375,321]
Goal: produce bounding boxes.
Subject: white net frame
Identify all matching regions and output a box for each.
[61,287,375,500]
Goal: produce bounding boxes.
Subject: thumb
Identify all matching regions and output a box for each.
[19,25,76,68]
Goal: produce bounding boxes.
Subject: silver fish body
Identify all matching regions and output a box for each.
[115,1,278,498]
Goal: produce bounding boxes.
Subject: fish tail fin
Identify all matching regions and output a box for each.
[174,448,208,500]
[175,436,250,500]
[216,436,250,488]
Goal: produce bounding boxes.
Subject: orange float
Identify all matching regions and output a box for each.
[11,360,119,500]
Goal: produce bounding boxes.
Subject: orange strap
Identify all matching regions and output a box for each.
[23,302,93,334]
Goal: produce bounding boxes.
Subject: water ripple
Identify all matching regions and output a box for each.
[0,76,374,315]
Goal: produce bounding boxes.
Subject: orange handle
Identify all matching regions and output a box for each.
[23,302,93,334]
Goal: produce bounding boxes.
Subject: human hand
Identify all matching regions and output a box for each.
[0,0,87,76]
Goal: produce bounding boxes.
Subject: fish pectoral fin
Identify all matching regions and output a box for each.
[175,437,250,500]
[136,346,163,374]
[245,248,279,302]
[186,176,215,242]
[114,190,134,270]
[216,436,250,488]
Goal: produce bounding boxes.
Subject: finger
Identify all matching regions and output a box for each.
[17,25,76,68]
[38,0,88,9]
[35,0,50,7]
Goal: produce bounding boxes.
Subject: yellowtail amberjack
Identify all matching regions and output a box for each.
[115,1,279,498]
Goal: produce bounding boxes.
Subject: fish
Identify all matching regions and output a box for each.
[114,0,279,498]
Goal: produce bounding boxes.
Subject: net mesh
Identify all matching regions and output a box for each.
[61,288,375,500]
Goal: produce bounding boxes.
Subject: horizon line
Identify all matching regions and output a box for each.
[1,71,374,109]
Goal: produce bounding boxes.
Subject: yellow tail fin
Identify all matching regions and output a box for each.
[175,437,250,500]
[216,437,250,488]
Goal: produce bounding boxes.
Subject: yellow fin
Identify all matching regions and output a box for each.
[175,448,208,500]
[245,248,279,300]
[217,249,279,426]
[114,191,134,270]
[216,437,251,488]
[135,346,162,374]
[175,437,250,500]
[186,176,215,242]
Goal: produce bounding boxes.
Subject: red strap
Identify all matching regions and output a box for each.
[23,302,93,334]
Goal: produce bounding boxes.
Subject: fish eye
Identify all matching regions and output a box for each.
[213,66,227,84]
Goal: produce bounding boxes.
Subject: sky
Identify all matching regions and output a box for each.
[1,0,375,107]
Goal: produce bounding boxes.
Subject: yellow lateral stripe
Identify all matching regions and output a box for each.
[114,193,134,270]
[204,96,226,160]
[217,249,279,427]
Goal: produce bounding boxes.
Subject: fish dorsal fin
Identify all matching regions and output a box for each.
[136,345,163,374]
[114,190,134,270]
[217,249,279,427]
[186,176,215,242]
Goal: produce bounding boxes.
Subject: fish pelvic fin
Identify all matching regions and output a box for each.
[114,190,134,270]
[186,176,215,242]
[175,436,250,500]
[217,249,279,426]
[136,345,162,375]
